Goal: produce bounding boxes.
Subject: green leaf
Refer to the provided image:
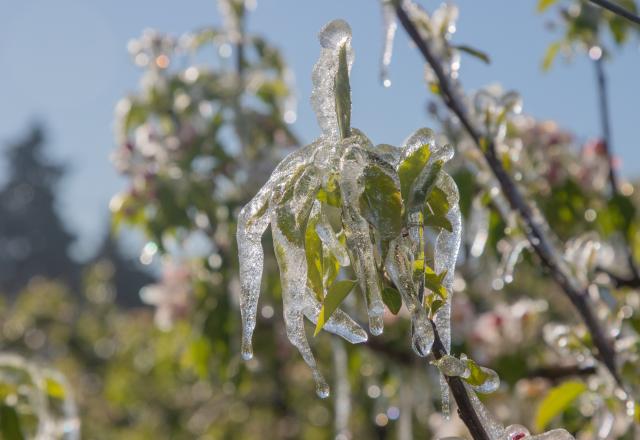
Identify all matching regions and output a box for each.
[334,44,351,139]
[534,381,587,431]
[0,404,24,440]
[45,377,66,399]
[454,45,491,64]
[424,214,453,232]
[398,143,431,202]
[542,41,561,71]
[410,160,443,215]
[314,280,357,336]
[424,266,448,300]
[537,0,558,12]
[381,286,402,314]
[305,210,324,302]
[427,187,450,217]
[316,173,341,207]
[360,165,403,258]
[462,358,490,387]
[429,298,445,316]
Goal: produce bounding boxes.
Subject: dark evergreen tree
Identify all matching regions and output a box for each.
[0,124,80,295]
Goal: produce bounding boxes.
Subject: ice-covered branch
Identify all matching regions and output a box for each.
[394,0,622,387]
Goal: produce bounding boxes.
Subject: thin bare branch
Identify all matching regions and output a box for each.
[594,57,640,285]
[589,0,640,25]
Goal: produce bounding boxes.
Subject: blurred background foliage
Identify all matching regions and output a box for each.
[1,0,640,439]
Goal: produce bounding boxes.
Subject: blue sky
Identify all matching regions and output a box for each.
[0,0,638,258]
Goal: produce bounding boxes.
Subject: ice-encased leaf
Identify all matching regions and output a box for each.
[398,129,435,196]
[385,237,434,356]
[311,19,354,142]
[314,279,357,336]
[303,287,367,344]
[359,163,403,260]
[433,355,470,377]
[381,286,402,314]
[462,357,500,394]
[335,43,352,139]
[315,209,350,267]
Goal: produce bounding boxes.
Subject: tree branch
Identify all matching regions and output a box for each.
[588,0,640,25]
[431,321,491,440]
[394,2,622,387]
[594,57,640,286]
[527,364,597,381]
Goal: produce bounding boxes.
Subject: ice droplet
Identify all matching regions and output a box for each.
[433,355,470,377]
[316,377,331,399]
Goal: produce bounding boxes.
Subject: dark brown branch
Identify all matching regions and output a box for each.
[589,0,640,25]
[594,57,640,286]
[528,364,597,381]
[431,321,491,440]
[394,2,622,387]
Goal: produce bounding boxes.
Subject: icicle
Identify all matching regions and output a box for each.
[465,384,506,439]
[380,0,397,87]
[385,238,434,356]
[236,143,316,360]
[271,205,330,398]
[315,208,350,266]
[493,236,528,289]
[339,145,385,336]
[564,232,600,286]
[332,339,351,439]
[311,19,354,142]
[433,172,462,417]
[302,288,368,344]
[467,194,489,258]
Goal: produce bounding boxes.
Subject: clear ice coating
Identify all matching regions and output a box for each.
[463,385,576,440]
[236,18,463,402]
[311,19,354,142]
